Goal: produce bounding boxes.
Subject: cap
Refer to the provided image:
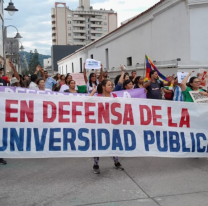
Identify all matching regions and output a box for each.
[10,77,19,85]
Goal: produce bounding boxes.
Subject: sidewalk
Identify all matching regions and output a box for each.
[0,157,208,206]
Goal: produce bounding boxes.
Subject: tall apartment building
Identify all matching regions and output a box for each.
[51,0,117,46]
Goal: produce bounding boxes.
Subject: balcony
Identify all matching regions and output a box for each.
[91,36,98,40]
[91,30,103,34]
[90,18,103,22]
[73,17,85,21]
[51,14,55,18]
[52,20,56,24]
[52,36,56,40]
[52,32,56,36]
[90,23,103,28]
[74,42,86,46]
[73,36,86,40]
[52,26,56,30]
[73,23,85,27]
[73,29,86,33]
[52,39,56,42]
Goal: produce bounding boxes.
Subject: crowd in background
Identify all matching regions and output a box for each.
[1,60,208,172]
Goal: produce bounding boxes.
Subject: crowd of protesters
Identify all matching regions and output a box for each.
[0,60,208,173]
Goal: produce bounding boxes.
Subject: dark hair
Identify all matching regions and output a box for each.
[97,83,102,94]
[60,75,65,80]
[114,75,121,86]
[44,71,48,73]
[24,79,31,88]
[19,74,23,80]
[23,75,28,80]
[37,78,44,85]
[68,80,75,85]
[65,75,72,84]
[31,74,38,82]
[187,76,198,90]
[134,76,142,85]
[99,79,112,94]
[89,73,97,87]
[149,70,157,78]
[53,76,58,81]
[124,72,129,79]
[123,79,133,90]
[131,70,136,74]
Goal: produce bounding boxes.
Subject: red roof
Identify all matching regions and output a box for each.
[58,0,165,63]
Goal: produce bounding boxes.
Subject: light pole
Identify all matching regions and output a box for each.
[19,41,25,74]
[3,25,22,74]
[4,0,18,16]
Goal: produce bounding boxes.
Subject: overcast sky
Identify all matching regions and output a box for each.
[4,0,160,55]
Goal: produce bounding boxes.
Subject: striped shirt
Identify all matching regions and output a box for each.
[173,86,184,101]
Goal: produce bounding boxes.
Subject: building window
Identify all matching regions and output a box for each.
[68,33,71,36]
[72,63,74,73]
[103,22,107,25]
[80,58,83,73]
[103,28,107,32]
[127,57,132,66]
[105,48,109,70]
[68,15,71,17]
[68,21,71,24]
[103,16,106,19]
[68,27,71,30]
[95,34,102,37]
[91,54,93,59]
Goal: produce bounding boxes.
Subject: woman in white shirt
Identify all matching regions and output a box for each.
[59,75,72,92]
[83,63,103,93]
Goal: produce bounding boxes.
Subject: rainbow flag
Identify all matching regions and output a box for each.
[144,55,169,82]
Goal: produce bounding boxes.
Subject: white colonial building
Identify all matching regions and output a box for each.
[57,0,208,79]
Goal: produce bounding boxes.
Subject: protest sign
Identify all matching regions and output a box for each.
[0,86,146,99]
[85,59,101,70]
[70,73,86,86]
[0,92,208,158]
[197,69,208,88]
[177,72,189,83]
[189,91,208,103]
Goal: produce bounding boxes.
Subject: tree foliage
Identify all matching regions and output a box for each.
[28,49,41,74]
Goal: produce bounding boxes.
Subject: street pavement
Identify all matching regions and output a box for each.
[1,157,208,206]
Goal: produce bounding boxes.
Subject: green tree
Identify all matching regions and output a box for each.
[28,49,41,74]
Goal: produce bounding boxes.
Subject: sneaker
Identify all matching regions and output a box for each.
[0,158,7,165]
[115,162,124,170]
[93,164,100,174]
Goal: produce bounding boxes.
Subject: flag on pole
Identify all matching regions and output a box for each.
[144,55,169,82]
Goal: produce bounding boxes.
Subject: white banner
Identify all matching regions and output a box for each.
[0,93,208,158]
[85,59,101,70]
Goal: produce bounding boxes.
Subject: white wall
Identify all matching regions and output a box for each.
[44,58,52,68]
[58,0,208,77]
[189,3,208,64]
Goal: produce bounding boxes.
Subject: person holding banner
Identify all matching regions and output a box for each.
[64,80,79,93]
[37,79,51,91]
[134,76,144,89]
[89,79,124,174]
[115,65,126,91]
[181,71,204,102]
[123,79,134,90]
[83,63,103,93]
[59,75,73,92]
